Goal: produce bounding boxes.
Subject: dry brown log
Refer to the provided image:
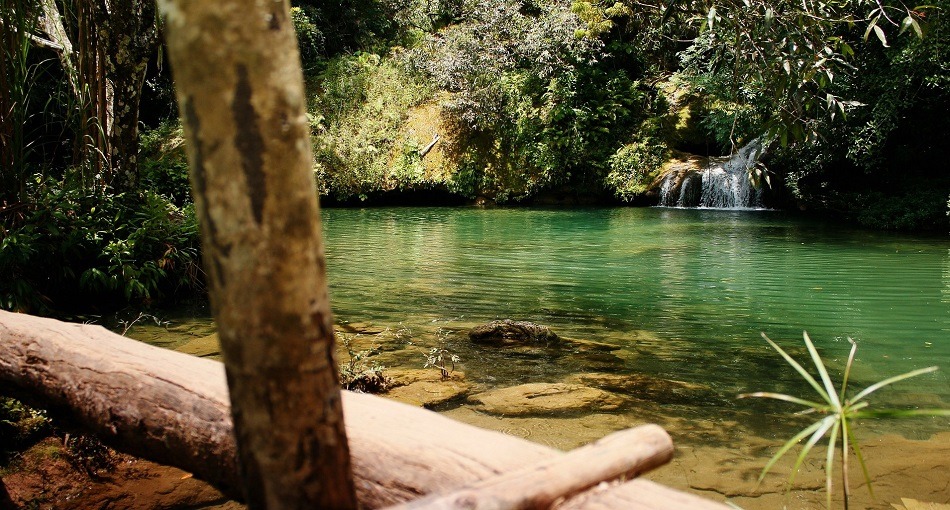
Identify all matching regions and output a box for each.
[388,424,672,510]
[0,310,731,509]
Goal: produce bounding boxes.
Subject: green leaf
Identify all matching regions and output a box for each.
[804,332,841,408]
[740,391,828,410]
[823,420,840,510]
[863,16,879,42]
[872,25,889,47]
[758,419,826,483]
[910,17,923,38]
[789,416,836,490]
[762,333,832,405]
[847,424,875,499]
[853,408,950,419]
[839,339,857,402]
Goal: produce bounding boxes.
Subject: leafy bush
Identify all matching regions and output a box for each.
[311,53,434,200]
[606,137,668,200]
[139,120,192,206]
[408,0,646,200]
[851,190,949,231]
[338,330,402,394]
[291,6,325,74]
[0,178,203,313]
[0,397,50,458]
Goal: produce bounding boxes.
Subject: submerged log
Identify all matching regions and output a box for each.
[0,310,729,509]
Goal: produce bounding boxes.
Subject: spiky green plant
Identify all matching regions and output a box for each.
[741,332,950,509]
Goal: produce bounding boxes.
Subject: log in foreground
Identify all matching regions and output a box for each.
[0,310,729,509]
[389,424,672,510]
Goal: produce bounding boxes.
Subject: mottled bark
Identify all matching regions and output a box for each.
[158,0,358,508]
[98,0,158,189]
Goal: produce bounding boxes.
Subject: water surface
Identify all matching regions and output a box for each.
[322,207,949,413]
[132,206,950,508]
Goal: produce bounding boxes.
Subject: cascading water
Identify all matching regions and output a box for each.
[658,139,765,209]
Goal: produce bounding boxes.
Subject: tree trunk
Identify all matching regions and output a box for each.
[0,310,731,510]
[98,0,157,189]
[158,0,358,508]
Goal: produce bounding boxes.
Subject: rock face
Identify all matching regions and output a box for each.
[469,320,559,346]
[468,383,624,416]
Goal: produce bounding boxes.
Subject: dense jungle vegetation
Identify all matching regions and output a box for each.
[1,0,948,313]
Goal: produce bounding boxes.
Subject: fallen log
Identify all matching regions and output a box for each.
[0,310,729,509]
[389,424,672,510]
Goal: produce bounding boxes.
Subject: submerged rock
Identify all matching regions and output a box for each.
[174,333,221,359]
[564,372,722,405]
[468,383,623,416]
[384,368,471,408]
[469,320,559,346]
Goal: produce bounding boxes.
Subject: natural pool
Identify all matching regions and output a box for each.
[130,206,950,509]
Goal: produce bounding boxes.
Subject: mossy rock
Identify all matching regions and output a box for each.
[468,383,624,416]
[384,368,470,408]
[469,320,559,346]
[174,333,221,359]
[564,372,723,406]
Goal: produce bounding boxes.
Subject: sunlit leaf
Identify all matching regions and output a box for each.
[872,25,889,47]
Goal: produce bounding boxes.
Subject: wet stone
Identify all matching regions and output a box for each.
[468,382,624,416]
[469,320,560,346]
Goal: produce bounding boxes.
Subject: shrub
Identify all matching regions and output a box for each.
[0,397,50,458]
[311,53,434,200]
[0,178,203,313]
[139,120,192,207]
[606,137,668,200]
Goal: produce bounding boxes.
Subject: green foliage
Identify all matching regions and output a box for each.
[669,0,935,144]
[742,333,950,509]
[338,328,407,393]
[0,178,203,313]
[311,53,434,200]
[0,397,50,457]
[290,6,325,74]
[850,190,950,231]
[139,120,192,206]
[0,0,38,203]
[606,137,668,200]
[411,0,647,200]
[291,0,404,57]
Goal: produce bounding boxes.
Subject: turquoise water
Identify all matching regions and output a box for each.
[322,206,950,429]
[127,205,949,507]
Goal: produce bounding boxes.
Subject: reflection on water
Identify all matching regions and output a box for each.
[128,206,950,508]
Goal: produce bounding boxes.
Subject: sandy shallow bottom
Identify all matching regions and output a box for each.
[440,406,950,510]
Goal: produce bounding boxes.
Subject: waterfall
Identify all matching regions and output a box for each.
[658,140,765,209]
